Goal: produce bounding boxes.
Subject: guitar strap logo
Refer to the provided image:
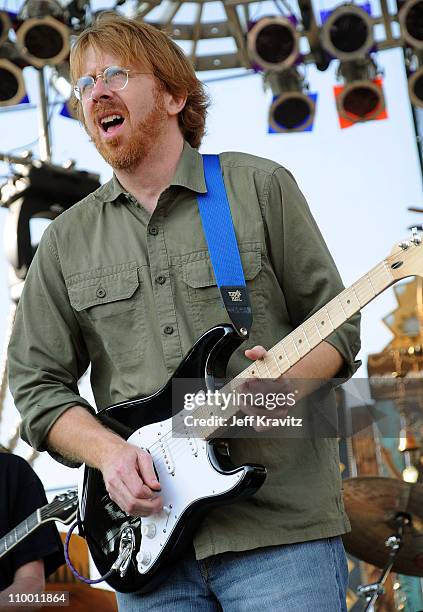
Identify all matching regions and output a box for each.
[227,290,242,302]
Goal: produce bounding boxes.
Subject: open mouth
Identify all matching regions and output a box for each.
[99,114,125,135]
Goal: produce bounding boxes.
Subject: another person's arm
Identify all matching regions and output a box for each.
[0,560,44,612]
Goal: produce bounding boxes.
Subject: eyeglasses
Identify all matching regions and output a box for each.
[73,66,149,101]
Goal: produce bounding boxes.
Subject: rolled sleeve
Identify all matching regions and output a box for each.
[263,166,361,380]
[7,225,94,465]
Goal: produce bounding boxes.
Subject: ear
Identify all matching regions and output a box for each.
[165,92,187,117]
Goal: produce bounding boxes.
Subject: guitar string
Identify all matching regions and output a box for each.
[79,261,394,511]
[133,260,392,459]
[80,261,395,501]
[0,497,77,550]
[116,263,389,468]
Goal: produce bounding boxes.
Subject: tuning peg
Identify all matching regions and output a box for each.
[411,227,422,245]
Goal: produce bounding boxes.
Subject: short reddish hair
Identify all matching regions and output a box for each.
[70,13,209,148]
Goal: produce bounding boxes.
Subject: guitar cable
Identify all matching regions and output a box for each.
[64,519,128,584]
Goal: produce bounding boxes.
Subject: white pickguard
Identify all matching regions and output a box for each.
[127,417,242,574]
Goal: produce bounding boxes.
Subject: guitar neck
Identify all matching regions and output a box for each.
[0,510,40,559]
[195,258,395,438]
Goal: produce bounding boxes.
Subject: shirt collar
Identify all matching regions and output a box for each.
[170,140,207,194]
[101,141,207,204]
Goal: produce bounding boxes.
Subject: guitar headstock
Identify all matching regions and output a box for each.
[387,228,423,281]
[40,489,78,525]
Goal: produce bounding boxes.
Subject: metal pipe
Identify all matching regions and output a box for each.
[37,68,51,162]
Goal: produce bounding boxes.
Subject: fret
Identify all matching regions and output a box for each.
[351,284,365,307]
[283,337,300,366]
[254,359,268,378]
[371,263,393,293]
[326,300,346,328]
[366,272,376,295]
[313,317,323,340]
[337,296,348,319]
[311,308,334,339]
[0,511,38,559]
[263,353,281,378]
[271,351,283,375]
[281,342,292,368]
[6,532,15,549]
[205,251,404,441]
[302,320,321,349]
[353,276,375,306]
[289,328,309,358]
[247,363,258,377]
[382,260,394,286]
[338,288,360,317]
[261,358,273,378]
[270,344,291,373]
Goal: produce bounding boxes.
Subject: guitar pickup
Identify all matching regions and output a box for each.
[159,442,175,475]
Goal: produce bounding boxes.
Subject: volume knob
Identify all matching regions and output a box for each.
[141,523,156,538]
[136,550,152,567]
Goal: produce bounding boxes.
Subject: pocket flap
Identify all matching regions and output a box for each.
[68,269,139,312]
[183,250,262,289]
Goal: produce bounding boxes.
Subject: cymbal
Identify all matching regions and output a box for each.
[342,477,423,577]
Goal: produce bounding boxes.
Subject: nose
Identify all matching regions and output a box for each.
[89,76,111,102]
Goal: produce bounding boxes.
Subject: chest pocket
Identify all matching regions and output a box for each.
[182,247,262,301]
[67,264,144,365]
[181,245,264,335]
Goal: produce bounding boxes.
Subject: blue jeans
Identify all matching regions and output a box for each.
[116,537,348,611]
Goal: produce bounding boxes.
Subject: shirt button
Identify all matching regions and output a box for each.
[149,226,159,235]
[155,275,166,285]
[164,326,174,335]
[96,287,106,298]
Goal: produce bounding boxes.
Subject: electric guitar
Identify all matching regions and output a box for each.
[0,489,78,559]
[79,231,423,593]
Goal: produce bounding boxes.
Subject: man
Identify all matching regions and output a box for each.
[8,13,361,611]
[0,451,64,611]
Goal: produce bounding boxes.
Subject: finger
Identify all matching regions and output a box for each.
[110,481,163,517]
[244,345,268,360]
[136,448,161,491]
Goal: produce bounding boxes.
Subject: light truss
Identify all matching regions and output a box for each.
[128,0,407,72]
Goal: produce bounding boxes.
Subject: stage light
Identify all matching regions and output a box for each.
[0,59,25,107]
[399,0,423,50]
[16,16,70,68]
[0,10,11,46]
[408,64,423,107]
[0,42,27,107]
[2,160,100,275]
[321,4,374,61]
[266,70,316,133]
[247,17,299,72]
[335,58,386,125]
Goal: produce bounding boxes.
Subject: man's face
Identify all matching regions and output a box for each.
[78,48,169,170]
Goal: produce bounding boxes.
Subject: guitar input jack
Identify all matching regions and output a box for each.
[64,520,135,584]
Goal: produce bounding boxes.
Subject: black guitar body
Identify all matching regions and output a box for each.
[80,325,267,593]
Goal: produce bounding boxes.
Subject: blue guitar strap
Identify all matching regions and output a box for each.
[197,154,252,338]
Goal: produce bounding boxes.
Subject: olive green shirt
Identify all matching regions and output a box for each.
[8,142,361,560]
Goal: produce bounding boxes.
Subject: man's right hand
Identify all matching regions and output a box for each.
[99,441,163,517]
[47,406,163,517]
